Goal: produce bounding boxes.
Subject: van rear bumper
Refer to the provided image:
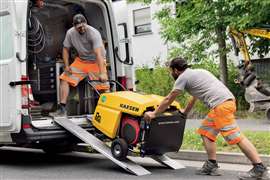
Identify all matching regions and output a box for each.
[12,126,95,144]
[11,115,94,144]
[23,128,72,142]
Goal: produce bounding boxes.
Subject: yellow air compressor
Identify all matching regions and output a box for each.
[92,90,186,160]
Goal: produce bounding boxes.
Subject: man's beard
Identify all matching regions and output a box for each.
[79,31,85,35]
[171,72,179,80]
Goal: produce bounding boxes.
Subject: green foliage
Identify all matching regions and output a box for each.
[129,0,270,87]
[181,129,270,155]
[135,63,173,96]
[227,62,249,110]
[129,0,270,58]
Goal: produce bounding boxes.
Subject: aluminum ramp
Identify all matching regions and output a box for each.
[150,155,185,170]
[54,117,185,175]
[54,117,150,176]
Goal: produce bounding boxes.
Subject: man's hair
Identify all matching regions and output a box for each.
[168,57,190,71]
[73,14,87,26]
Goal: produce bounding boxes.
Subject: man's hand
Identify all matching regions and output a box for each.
[179,108,185,114]
[65,66,72,74]
[143,111,156,123]
[99,73,108,82]
[179,109,187,119]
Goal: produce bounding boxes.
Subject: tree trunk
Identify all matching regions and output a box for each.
[215,26,228,86]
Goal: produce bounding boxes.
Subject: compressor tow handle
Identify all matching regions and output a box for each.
[87,79,127,96]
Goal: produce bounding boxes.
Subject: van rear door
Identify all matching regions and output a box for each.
[0,0,27,132]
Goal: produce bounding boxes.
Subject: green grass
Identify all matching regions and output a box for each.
[181,129,270,155]
[235,111,266,120]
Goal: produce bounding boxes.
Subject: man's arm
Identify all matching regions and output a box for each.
[183,96,197,115]
[144,89,181,121]
[62,47,71,72]
[154,89,181,115]
[94,47,107,81]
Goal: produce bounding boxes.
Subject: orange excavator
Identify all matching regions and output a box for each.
[228,27,270,120]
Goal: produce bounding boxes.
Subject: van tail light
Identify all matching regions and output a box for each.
[22,123,31,129]
[118,76,127,89]
[21,75,29,109]
[118,76,134,91]
[21,75,37,109]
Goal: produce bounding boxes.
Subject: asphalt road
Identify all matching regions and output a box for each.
[0,147,255,180]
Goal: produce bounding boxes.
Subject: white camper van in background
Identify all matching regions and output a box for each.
[0,0,134,153]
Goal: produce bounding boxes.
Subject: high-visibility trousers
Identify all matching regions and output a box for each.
[60,57,109,90]
[197,100,244,145]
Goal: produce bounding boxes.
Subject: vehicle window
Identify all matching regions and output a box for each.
[133,7,152,35]
[0,11,13,60]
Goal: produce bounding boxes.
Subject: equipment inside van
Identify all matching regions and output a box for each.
[1,0,132,154]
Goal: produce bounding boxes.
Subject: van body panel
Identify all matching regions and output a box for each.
[0,0,135,147]
[14,0,28,62]
[0,0,27,134]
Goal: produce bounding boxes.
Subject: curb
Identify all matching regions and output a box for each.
[76,145,270,166]
[167,150,270,166]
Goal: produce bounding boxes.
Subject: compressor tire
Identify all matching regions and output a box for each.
[111,138,128,160]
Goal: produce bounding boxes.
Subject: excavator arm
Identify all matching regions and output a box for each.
[228,27,270,119]
[242,28,270,39]
[228,27,270,64]
[228,28,251,65]
[228,27,270,85]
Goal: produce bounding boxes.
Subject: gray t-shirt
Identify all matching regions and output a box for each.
[63,25,106,61]
[173,68,235,109]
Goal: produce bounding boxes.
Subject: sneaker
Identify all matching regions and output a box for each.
[49,104,67,117]
[195,160,222,176]
[238,164,270,180]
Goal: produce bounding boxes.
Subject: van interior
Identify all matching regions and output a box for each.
[27,0,111,119]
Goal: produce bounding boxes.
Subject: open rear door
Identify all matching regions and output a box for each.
[0,0,27,133]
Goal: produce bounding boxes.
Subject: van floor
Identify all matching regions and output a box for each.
[31,114,93,130]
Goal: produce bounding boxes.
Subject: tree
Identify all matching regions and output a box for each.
[128,0,270,85]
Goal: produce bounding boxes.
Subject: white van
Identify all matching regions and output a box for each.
[0,0,134,153]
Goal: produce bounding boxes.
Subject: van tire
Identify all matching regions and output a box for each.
[42,142,75,154]
[42,146,73,154]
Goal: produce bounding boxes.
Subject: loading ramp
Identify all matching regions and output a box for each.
[54,117,185,176]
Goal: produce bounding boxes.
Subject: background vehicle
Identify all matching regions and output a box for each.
[229,27,270,120]
[0,0,134,152]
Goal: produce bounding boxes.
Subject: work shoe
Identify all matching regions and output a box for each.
[195,160,222,176]
[238,164,270,180]
[49,104,67,117]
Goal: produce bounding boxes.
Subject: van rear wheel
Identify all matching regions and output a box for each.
[42,142,75,154]
[42,145,73,154]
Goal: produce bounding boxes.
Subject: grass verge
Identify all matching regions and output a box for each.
[181,129,270,155]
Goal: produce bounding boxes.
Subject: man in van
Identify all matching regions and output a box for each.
[51,14,109,116]
[144,57,269,180]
